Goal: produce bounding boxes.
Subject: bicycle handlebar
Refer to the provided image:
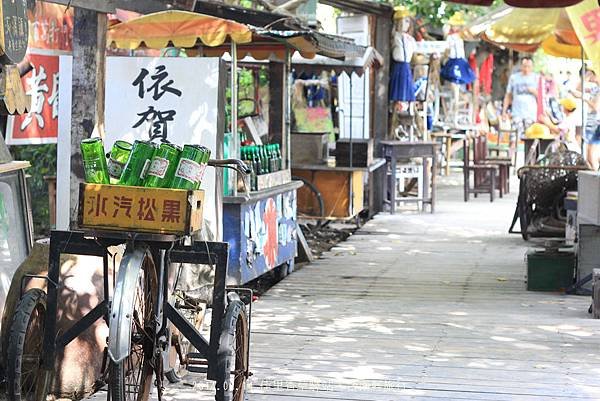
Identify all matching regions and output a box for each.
[208,159,251,177]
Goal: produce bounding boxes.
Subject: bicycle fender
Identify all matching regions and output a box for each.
[108,245,148,363]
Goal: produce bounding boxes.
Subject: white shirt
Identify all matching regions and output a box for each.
[446,33,465,59]
[392,32,416,63]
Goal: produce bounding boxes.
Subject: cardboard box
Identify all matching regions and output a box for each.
[335,138,373,167]
[257,169,292,191]
[291,133,328,165]
[78,183,204,235]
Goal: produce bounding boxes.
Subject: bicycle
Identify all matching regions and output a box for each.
[6,160,252,401]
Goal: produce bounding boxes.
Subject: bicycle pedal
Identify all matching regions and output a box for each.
[187,365,208,374]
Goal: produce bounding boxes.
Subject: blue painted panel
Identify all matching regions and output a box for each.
[223,189,298,285]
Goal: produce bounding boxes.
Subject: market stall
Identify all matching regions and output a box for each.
[106,10,367,284]
[105,11,297,285]
[290,50,387,222]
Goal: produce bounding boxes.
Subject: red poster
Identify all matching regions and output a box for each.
[7,53,60,144]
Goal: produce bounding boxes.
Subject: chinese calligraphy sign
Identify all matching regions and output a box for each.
[79,184,204,235]
[131,65,182,142]
[7,53,60,144]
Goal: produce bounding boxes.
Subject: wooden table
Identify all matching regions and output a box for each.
[381,141,439,214]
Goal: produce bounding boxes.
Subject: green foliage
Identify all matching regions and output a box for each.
[238,68,256,117]
[9,144,57,237]
[381,0,502,29]
[258,66,269,87]
[226,67,269,125]
[238,0,254,8]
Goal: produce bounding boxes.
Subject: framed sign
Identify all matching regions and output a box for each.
[105,56,226,239]
[6,52,62,144]
[0,0,28,64]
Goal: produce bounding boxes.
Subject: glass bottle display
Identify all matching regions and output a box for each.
[107,140,132,184]
[144,143,182,188]
[81,137,110,184]
[118,140,156,186]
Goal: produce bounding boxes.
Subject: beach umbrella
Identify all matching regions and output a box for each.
[463,5,588,60]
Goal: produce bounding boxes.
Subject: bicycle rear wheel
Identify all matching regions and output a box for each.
[6,288,49,401]
[215,295,249,401]
[293,176,325,228]
[110,254,158,401]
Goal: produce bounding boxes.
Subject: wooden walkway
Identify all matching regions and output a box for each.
[162,178,600,401]
[242,180,600,401]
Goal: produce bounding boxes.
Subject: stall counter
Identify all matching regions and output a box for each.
[293,158,386,220]
[223,181,303,285]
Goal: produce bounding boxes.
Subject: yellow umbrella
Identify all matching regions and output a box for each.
[541,35,584,58]
[107,10,252,49]
[464,5,587,59]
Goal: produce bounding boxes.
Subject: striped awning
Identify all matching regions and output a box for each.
[107,10,252,49]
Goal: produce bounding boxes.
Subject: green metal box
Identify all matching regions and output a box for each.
[527,249,575,291]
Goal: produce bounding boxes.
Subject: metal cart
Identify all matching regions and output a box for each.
[9,229,250,401]
[7,161,252,401]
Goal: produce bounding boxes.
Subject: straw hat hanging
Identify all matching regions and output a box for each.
[393,6,414,20]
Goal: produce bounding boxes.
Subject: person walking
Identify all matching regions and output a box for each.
[502,57,539,141]
[573,69,600,170]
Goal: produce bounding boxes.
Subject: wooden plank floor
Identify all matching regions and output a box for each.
[242,178,600,401]
[164,177,600,400]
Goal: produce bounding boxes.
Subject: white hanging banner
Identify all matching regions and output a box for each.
[105,56,225,239]
[415,41,449,55]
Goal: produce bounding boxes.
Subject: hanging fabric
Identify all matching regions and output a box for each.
[479,54,494,96]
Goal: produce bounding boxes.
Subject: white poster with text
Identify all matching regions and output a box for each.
[105,56,224,239]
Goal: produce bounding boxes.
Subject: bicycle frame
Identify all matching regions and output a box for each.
[40,230,231,395]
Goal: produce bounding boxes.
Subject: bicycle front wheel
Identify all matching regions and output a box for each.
[110,254,158,401]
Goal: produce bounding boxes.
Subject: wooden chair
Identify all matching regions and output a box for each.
[473,134,511,196]
[488,127,517,167]
[463,137,498,202]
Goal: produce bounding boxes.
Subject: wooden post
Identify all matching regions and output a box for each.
[69,9,108,227]
[373,14,392,144]
[269,60,287,166]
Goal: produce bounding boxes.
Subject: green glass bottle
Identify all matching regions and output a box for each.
[144,143,182,188]
[252,146,262,175]
[257,145,264,174]
[196,146,211,189]
[119,140,156,186]
[107,140,132,184]
[275,144,283,170]
[268,144,277,172]
[241,146,253,191]
[81,137,110,184]
[261,145,270,174]
[171,145,209,190]
[273,144,280,171]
